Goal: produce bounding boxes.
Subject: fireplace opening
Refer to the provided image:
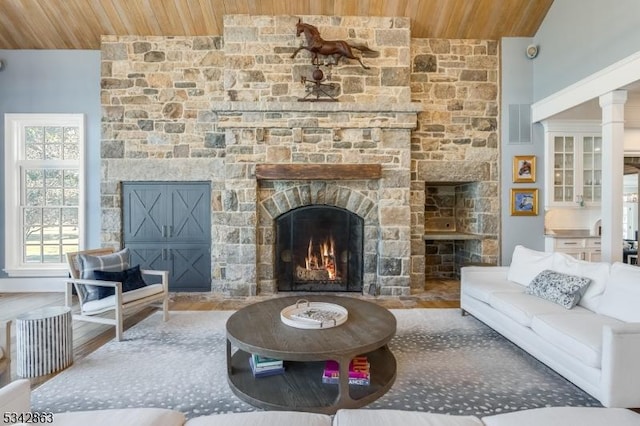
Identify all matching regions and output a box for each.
[276,206,364,292]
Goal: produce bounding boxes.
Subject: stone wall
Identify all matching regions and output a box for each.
[100,15,500,295]
[409,38,500,285]
[222,15,411,103]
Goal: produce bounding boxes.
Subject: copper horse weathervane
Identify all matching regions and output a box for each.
[291,19,378,69]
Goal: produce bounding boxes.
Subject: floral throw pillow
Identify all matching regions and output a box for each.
[526,269,592,309]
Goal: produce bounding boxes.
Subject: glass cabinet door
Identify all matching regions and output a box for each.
[553,136,574,203]
[582,136,602,203]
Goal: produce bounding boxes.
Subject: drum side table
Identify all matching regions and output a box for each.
[16,306,73,377]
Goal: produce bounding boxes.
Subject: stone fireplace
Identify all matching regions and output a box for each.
[99,14,500,297]
[213,101,420,296]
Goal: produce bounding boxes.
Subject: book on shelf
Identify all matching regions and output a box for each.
[251,353,283,368]
[249,355,285,378]
[321,376,370,386]
[322,355,370,385]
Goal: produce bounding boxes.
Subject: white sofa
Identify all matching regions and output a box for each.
[461,245,640,408]
[2,380,640,426]
[0,320,10,386]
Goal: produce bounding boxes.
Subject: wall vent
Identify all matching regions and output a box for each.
[508,104,532,144]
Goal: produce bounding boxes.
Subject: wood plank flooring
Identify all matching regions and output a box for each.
[0,280,460,389]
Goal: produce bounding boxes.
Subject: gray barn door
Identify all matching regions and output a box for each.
[122,182,211,292]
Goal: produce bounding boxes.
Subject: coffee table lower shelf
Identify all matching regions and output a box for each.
[227,346,396,414]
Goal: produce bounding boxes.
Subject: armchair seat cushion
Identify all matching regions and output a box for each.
[81,283,164,315]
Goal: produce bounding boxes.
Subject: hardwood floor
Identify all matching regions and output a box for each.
[0,279,459,389]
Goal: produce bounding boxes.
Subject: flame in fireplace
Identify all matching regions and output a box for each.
[302,236,338,280]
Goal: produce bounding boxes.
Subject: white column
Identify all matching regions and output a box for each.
[599,90,627,262]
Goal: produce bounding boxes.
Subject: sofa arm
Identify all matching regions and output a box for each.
[0,379,31,416]
[461,266,510,281]
[0,320,11,387]
[0,320,10,361]
[600,322,640,407]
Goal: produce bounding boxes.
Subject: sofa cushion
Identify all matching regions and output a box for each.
[488,291,589,327]
[526,270,591,309]
[531,312,624,368]
[482,407,640,426]
[77,248,130,303]
[551,253,610,311]
[186,411,332,426]
[597,262,640,322]
[461,267,523,303]
[333,409,483,426]
[0,380,30,418]
[507,245,555,286]
[49,408,185,426]
[81,283,164,315]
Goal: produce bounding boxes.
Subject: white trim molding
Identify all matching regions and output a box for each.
[0,277,66,292]
[4,113,86,277]
[532,50,640,123]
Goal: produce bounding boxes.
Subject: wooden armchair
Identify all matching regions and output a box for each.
[65,248,169,341]
[0,320,10,386]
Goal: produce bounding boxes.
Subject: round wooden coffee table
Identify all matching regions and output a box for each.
[226,295,397,414]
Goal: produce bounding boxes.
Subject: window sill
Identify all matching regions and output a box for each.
[3,268,69,278]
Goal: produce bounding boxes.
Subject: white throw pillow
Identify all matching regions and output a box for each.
[507,245,555,286]
[597,262,640,322]
[551,252,610,311]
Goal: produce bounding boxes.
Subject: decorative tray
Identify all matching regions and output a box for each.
[280,299,348,329]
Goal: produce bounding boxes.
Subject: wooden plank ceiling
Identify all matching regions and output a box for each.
[0,0,554,50]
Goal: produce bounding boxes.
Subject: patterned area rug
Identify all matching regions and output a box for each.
[32,309,600,418]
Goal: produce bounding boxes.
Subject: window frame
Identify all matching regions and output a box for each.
[4,113,86,277]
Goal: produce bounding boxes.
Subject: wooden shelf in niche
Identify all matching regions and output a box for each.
[256,164,382,181]
[424,232,485,241]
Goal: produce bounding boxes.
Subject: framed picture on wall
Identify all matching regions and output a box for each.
[511,188,538,216]
[513,155,536,183]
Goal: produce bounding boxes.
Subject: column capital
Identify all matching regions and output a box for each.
[599,90,628,108]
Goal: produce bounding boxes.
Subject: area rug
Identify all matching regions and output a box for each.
[31,309,600,418]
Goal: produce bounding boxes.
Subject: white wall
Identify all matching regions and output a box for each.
[625,129,640,152]
[0,50,100,291]
[500,38,546,265]
[533,0,640,101]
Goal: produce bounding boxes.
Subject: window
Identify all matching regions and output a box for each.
[4,114,85,276]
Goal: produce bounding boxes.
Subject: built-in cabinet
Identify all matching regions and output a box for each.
[550,237,602,262]
[543,120,602,207]
[122,182,211,292]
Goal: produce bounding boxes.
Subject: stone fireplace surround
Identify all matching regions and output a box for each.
[99,14,500,297]
[215,101,421,297]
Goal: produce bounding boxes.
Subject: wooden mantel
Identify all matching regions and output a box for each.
[255,164,382,180]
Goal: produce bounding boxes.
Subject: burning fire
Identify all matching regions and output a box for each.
[303,236,338,280]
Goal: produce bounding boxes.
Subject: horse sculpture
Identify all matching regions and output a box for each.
[291,20,378,69]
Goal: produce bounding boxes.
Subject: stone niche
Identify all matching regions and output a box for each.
[99,14,500,296]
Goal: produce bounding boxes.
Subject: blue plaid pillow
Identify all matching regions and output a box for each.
[78,248,130,303]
